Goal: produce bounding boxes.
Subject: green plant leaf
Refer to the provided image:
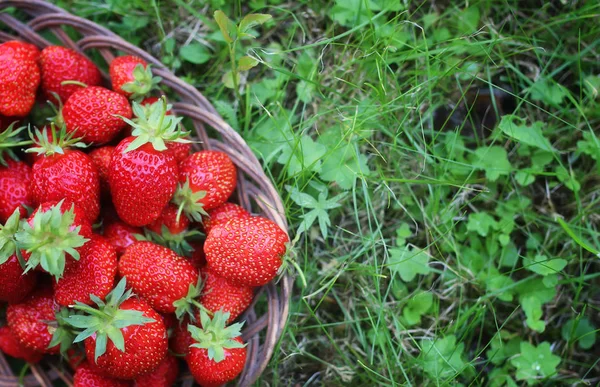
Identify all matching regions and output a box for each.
[402,292,433,326]
[179,43,211,64]
[419,335,473,379]
[222,70,240,89]
[498,115,554,152]
[214,10,235,43]
[529,78,568,105]
[472,146,511,181]
[516,278,556,332]
[388,245,431,282]
[238,56,259,71]
[510,342,560,382]
[524,254,567,276]
[238,13,272,33]
[561,318,596,350]
[466,212,498,237]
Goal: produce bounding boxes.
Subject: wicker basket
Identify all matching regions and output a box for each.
[0,1,291,386]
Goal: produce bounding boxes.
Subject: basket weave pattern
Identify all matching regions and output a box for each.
[0,1,291,386]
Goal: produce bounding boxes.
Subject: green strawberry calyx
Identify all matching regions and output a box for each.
[172,178,208,223]
[47,308,78,354]
[172,276,212,321]
[0,209,22,266]
[26,123,87,157]
[0,122,32,166]
[136,225,203,257]
[15,200,89,279]
[188,310,246,363]
[120,63,162,101]
[64,278,156,362]
[118,96,191,153]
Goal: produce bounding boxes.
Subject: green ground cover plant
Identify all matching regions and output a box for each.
[40,0,600,384]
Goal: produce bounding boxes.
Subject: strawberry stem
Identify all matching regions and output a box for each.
[172,179,208,223]
[26,124,87,156]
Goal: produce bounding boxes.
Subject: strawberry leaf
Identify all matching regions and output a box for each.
[0,209,21,265]
[120,63,162,101]
[0,122,31,165]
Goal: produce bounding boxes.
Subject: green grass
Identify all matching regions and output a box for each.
[40,0,600,384]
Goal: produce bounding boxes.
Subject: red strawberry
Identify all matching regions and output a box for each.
[0,209,38,303]
[29,126,100,222]
[17,200,91,279]
[109,137,178,226]
[0,158,33,223]
[6,286,60,354]
[0,255,38,304]
[66,347,86,370]
[103,218,141,256]
[74,361,132,387]
[54,235,117,307]
[173,151,237,222]
[143,203,200,256]
[0,326,43,363]
[134,354,178,387]
[119,241,198,314]
[170,319,192,356]
[0,41,40,117]
[147,203,189,235]
[203,202,250,235]
[189,241,206,268]
[39,46,101,102]
[69,279,168,380]
[186,311,247,387]
[109,55,160,100]
[204,216,288,287]
[198,268,253,324]
[138,97,191,163]
[63,86,132,144]
[109,99,189,227]
[89,146,115,197]
[103,218,140,255]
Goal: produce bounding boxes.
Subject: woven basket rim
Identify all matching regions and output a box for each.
[0,1,292,386]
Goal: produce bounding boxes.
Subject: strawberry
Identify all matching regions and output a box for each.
[134,354,179,387]
[0,158,33,223]
[6,286,62,354]
[0,41,40,117]
[66,279,168,380]
[89,146,115,197]
[203,202,250,235]
[54,235,117,307]
[189,241,206,268]
[186,311,247,387]
[73,361,132,387]
[147,203,189,235]
[0,326,43,363]
[108,98,189,226]
[29,125,100,222]
[103,218,141,256]
[39,46,101,102]
[109,55,160,100]
[136,97,191,162]
[170,318,192,356]
[198,268,254,324]
[0,210,38,303]
[173,151,237,222]
[62,86,132,144]
[143,203,201,256]
[204,216,289,287]
[118,241,199,314]
[16,199,90,279]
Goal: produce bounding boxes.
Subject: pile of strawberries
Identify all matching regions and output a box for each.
[0,40,289,387]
